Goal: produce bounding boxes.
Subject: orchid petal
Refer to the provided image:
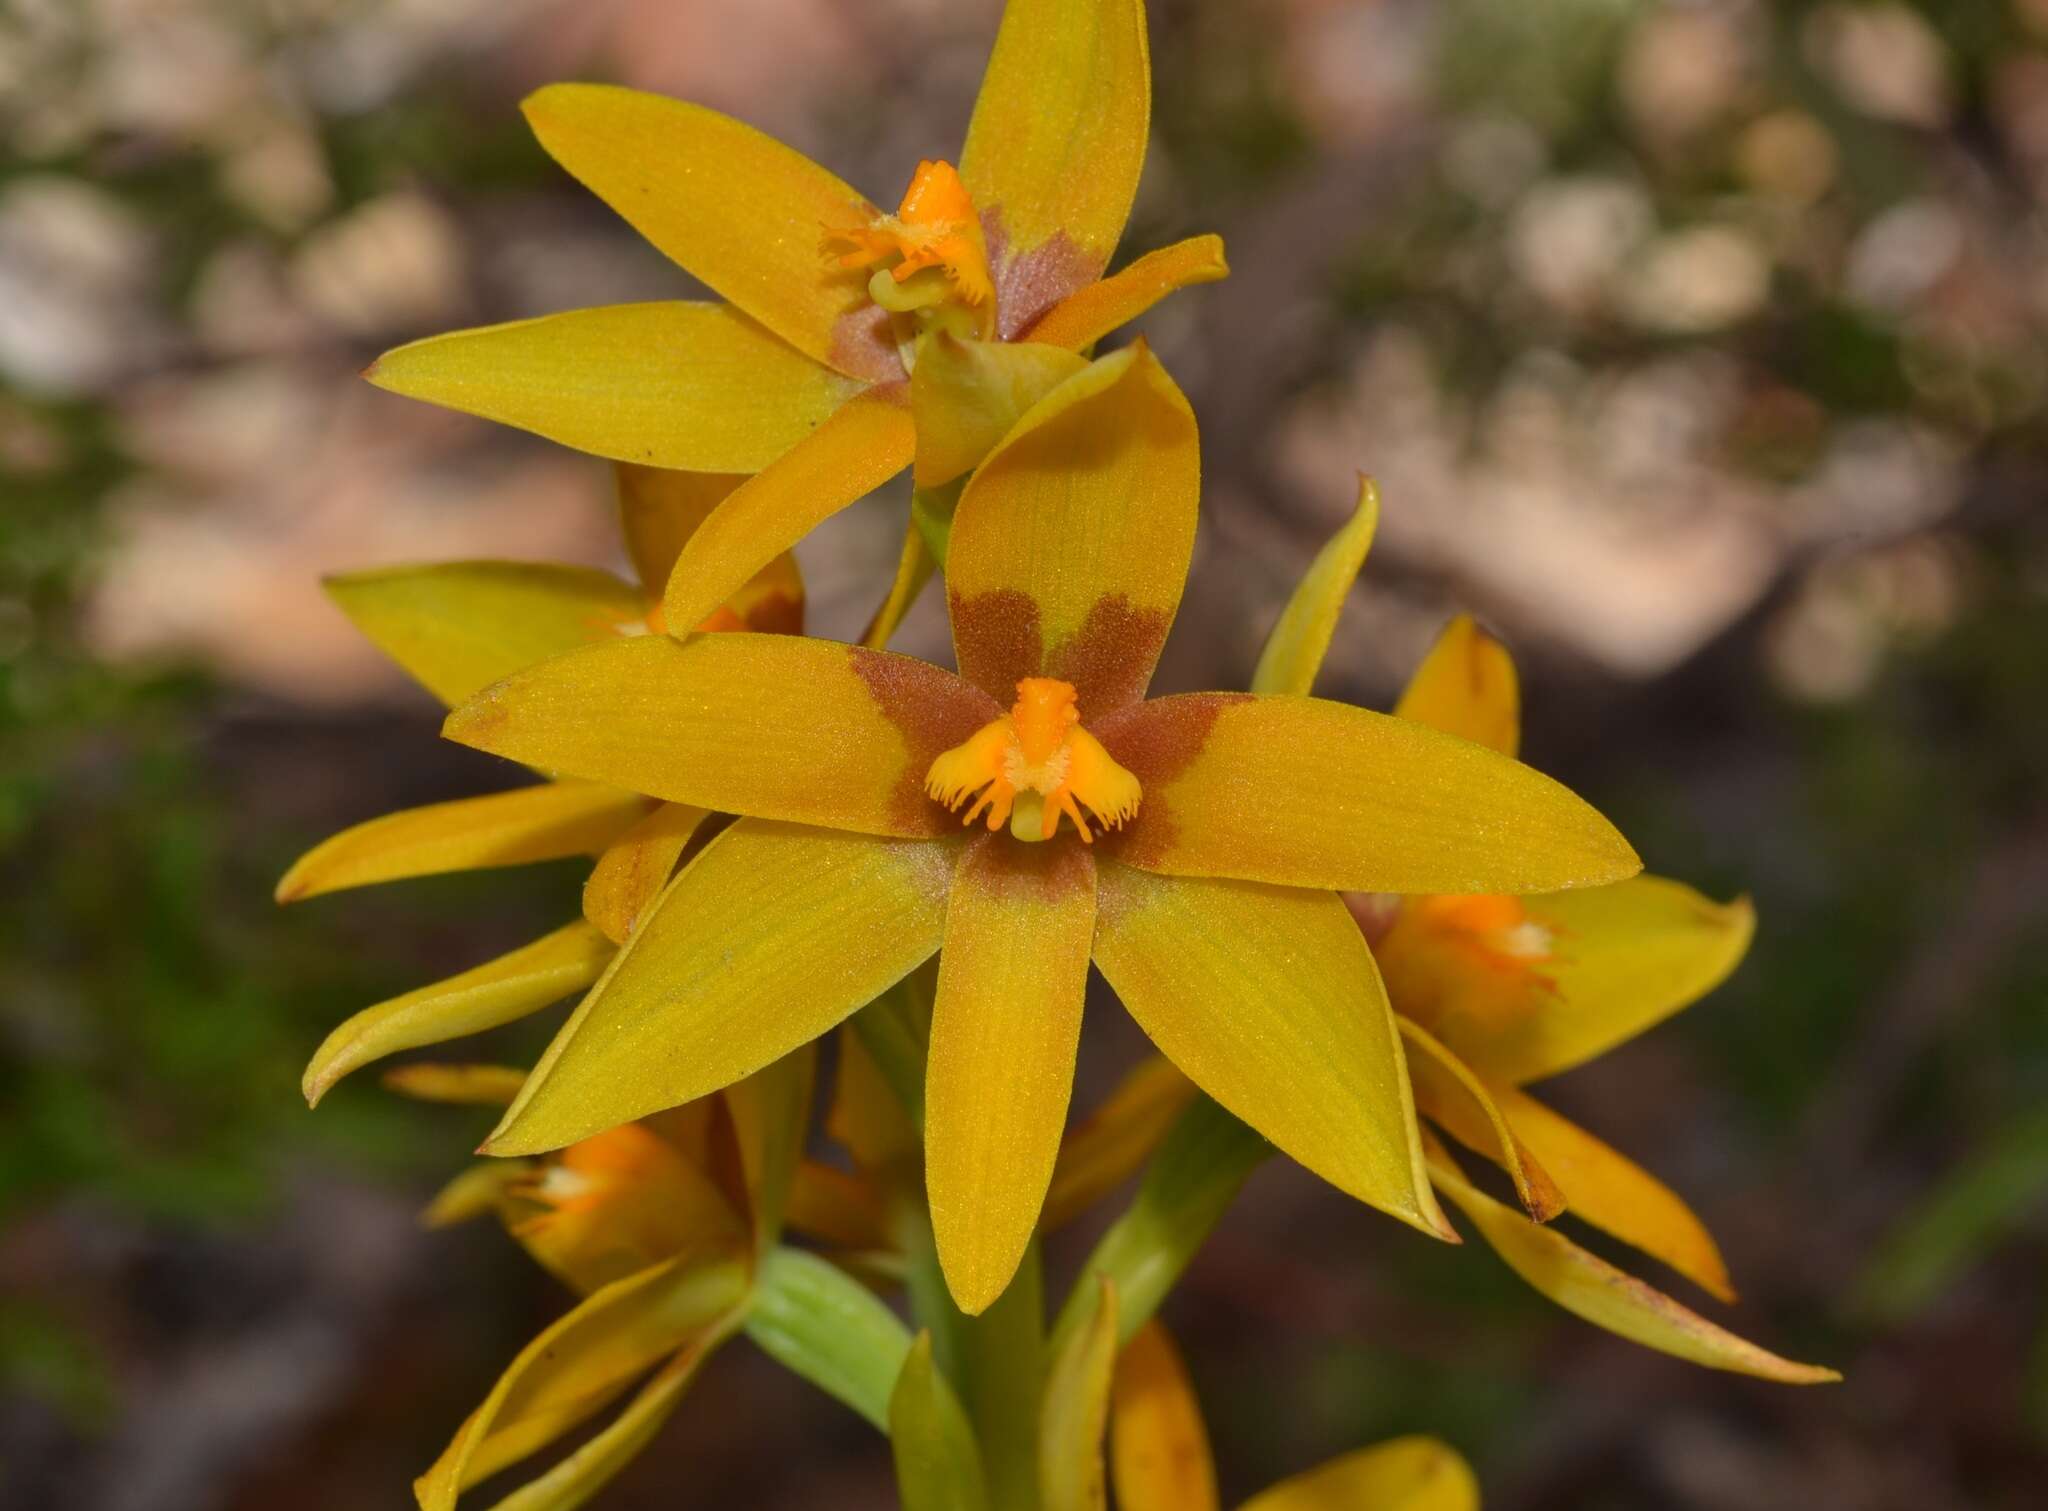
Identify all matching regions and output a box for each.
[326,562,641,708]
[861,517,938,651]
[1250,477,1379,698]
[927,838,1097,1314]
[521,84,892,380]
[1399,1017,1565,1222]
[382,1063,527,1107]
[961,0,1150,335]
[1026,236,1230,352]
[660,391,914,635]
[1109,1320,1219,1511]
[582,802,710,945]
[910,334,1088,487]
[487,821,954,1156]
[422,1162,531,1228]
[1044,1056,1199,1229]
[445,633,999,841]
[947,344,1198,712]
[304,922,613,1106]
[890,1332,993,1511]
[1092,863,1450,1243]
[725,1044,818,1250]
[278,783,647,903]
[1099,694,1640,895]
[1040,1274,1119,1511]
[1394,615,1521,758]
[1240,1437,1479,1511]
[616,464,805,634]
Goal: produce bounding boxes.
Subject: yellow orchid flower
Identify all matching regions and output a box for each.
[1236,482,1836,1385]
[437,345,1641,1315]
[362,0,1229,648]
[279,464,801,1102]
[395,1052,817,1511]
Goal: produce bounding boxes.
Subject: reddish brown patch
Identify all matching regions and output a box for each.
[1092,692,1252,869]
[982,207,1103,340]
[828,304,907,386]
[1049,594,1174,717]
[957,827,1097,906]
[949,587,1046,703]
[849,648,1003,836]
[738,591,805,636]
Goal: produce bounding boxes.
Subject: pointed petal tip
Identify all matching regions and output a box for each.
[273,871,307,905]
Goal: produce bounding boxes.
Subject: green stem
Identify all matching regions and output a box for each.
[744,1246,912,1431]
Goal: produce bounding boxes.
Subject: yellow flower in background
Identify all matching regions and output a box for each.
[364,0,1228,649]
[437,345,1639,1315]
[276,464,801,1103]
[387,1053,813,1511]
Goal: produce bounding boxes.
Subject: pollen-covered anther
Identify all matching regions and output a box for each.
[924,677,1141,844]
[825,158,994,310]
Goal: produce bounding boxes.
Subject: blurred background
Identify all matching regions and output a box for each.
[4,0,2047,1506]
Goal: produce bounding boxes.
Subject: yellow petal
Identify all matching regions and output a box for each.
[413,1250,748,1510]
[487,821,954,1156]
[724,1044,818,1250]
[659,390,914,635]
[860,517,938,651]
[421,1161,531,1228]
[1099,694,1641,895]
[1044,1056,1200,1229]
[615,464,742,600]
[1393,615,1521,758]
[889,1332,993,1511]
[910,334,1089,487]
[961,0,1150,334]
[447,634,998,840]
[1398,1017,1565,1223]
[1240,1436,1479,1511]
[829,1026,921,1175]
[277,783,647,903]
[947,343,1199,712]
[1039,1274,1119,1511]
[581,802,710,945]
[1092,863,1450,1243]
[1250,477,1379,698]
[1025,235,1230,352]
[1109,1320,1219,1511]
[304,922,613,1106]
[367,302,861,472]
[1391,877,1756,1085]
[785,1159,891,1250]
[325,562,642,708]
[521,84,892,380]
[927,839,1097,1314]
[382,1063,528,1107]
[1488,1081,1734,1302]
[1428,1147,1838,1383]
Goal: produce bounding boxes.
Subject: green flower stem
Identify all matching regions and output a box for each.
[745,1246,912,1431]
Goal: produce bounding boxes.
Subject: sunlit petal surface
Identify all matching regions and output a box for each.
[1025,235,1230,352]
[1250,477,1379,698]
[582,802,710,945]
[1399,1016,1565,1222]
[1393,614,1522,758]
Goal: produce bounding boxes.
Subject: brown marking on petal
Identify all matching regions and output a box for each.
[737,591,805,636]
[957,827,1096,906]
[1048,594,1173,717]
[1091,692,1253,869]
[829,304,908,385]
[981,207,1103,341]
[849,648,1003,835]
[948,586,1046,703]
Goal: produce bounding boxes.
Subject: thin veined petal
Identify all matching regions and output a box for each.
[1489,1081,1734,1302]
[445,634,997,841]
[961,0,1150,335]
[1398,1017,1565,1223]
[889,1332,992,1511]
[947,343,1199,713]
[1250,476,1380,698]
[909,334,1088,488]
[487,821,955,1156]
[1043,1056,1199,1229]
[927,838,1097,1314]
[660,391,914,636]
[382,1063,528,1107]
[486,1334,722,1511]
[1240,1437,1479,1511]
[1039,1274,1119,1511]
[1393,615,1521,758]
[615,464,741,601]
[277,783,648,903]
[1024,235,1230,352]
[1108,1320,1219,1511]
[413,1251,749,1510]
[303,922,613,1107]
[326,562,642,708]
[521,84,892,381]
[860,518,937,651]
[1428,1144,1838,1383]
[582,802,710,945]
[422,1161,531,1228]
[1092,863,1451,1243]
[1098,694,1641,895]
[367,302,861,472]
[1384,877,1756,1085]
